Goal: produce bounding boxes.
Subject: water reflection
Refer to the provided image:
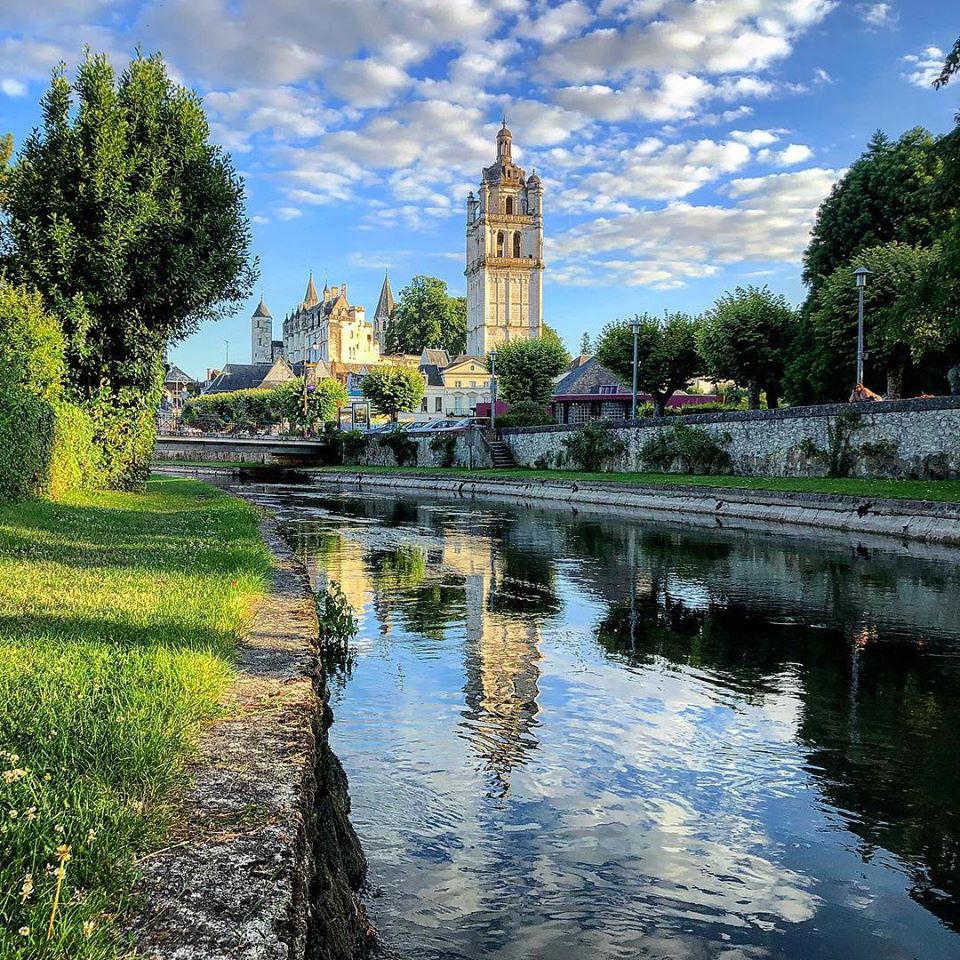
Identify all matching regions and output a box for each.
[251,486,960,959]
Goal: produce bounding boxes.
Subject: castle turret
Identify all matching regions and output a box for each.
[373,271,395,352]
[251,295,273,364]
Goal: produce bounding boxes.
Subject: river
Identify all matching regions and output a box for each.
[245,484,960,960]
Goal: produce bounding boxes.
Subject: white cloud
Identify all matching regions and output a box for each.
[275,206,303,221]
[902,46,944,89]
[0,78,27,97]
[729,129,781,148]
[758,143,814,166]
[856,3,898,28]
[251,215,271,225]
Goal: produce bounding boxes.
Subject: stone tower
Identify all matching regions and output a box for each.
[465,121,544,357]
[373,270,395,352]
[251,295,273,364]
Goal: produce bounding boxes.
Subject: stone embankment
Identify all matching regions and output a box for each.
[310,471,960,547]
[131,519,371,960]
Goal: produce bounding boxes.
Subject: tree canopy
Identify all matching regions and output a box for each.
[386,276,466,356]
[699,286,796,409]
[361,365,425,421]
[492,336,569,406]
[595,313,701,416]
[802,128,945,297]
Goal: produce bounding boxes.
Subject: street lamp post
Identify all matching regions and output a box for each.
[489,349,498,432]
[853,267,871,395]
[629,317,641,419]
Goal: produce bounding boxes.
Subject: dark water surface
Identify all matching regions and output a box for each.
[250,486,960,960]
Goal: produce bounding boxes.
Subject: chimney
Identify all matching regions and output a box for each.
[341,282,347,299]
[331,285,339,298]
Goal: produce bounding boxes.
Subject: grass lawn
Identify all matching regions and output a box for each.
[0,479,272,958]
[316,464,960,503]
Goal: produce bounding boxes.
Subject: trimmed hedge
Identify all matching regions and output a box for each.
[0,282,101,500]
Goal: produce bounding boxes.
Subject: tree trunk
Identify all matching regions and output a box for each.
[885,360,906,400]
[652,394,667,418]
[747,380,761,410]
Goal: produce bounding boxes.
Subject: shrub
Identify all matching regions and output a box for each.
[429,433,458,467]
[0,281,101,500]
[667,401,743,416]
[826,411,863,478]
[860,438,897,458]
[341,430,370,464]
[562,422,627,472]
[382,428,418,466]
[497,400,554,428]
[639,423,732,474]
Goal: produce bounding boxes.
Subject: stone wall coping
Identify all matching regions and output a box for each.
[501,395,960,436]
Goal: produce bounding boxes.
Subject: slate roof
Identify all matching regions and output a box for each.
[164,364,196,385]
[421,364,444,387]
[253,297,272,318]
[204,363,276,394]
[553,357,626,396]
[374,272,395,320]
[422,348,450,368]
[303,273,319,309]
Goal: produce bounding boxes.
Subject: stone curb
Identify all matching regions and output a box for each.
[129,517,369,960]
[309,472,960,547]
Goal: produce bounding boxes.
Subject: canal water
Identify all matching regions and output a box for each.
[248,485,960,960]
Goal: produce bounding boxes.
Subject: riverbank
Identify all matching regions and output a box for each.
[306,468,960,546]
[0,479,369,959]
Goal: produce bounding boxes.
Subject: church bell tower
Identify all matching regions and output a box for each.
[465,122,544,357]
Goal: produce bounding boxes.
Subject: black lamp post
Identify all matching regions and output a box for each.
[629,317,641,419]
[853,266,871,392]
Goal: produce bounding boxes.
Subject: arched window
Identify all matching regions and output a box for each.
[497,231,505,257]
[513,232,521,258]
[505,196,514,215]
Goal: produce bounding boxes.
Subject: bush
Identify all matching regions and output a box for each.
[382,428,418,466]
[497,400,554,428]
[638,423,732,474]
[667,401,744,416]
[429,433,458,467]
[562,422,627,471]
[341,430,369,464]
[0,282,101,500]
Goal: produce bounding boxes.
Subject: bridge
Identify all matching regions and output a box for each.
[154,433,330,466]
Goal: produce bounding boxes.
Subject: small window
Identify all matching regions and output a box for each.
[435,397,442,412]
[598,384,617,395]
[513,233,521,258]
[505,196,514,214]
[496,232,505,257]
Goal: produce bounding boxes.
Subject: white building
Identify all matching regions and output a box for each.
[465,122,544,357]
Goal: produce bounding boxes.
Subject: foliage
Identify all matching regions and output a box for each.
[181,387,286,430]
[315,581,358,682]
[934,37,960,105]
[595,312,701,416]
[0,132,12,204]
[0,479,271,958]
[0,281,100,500]
[381,427,418,466]
[361,365,425,422]
[825,411,863,478]
[638,424,732,474]
[275,376,347,429]
[949,365,960,396]
[429,433,458,467]
[386,275,466,355]
[2,50,255,487]
[860,438,897,459]
[802,128,946,295]
[341,429,370,464]
[807,242,947,399]
[579,331,593,355]
[561,422,626,471]
[492,336,569,406]
[698,286,796,409]
[496,399,554,428]
[666,402,743,416]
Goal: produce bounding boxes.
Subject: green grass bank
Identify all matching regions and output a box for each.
[311,464,960,503]
[0,479,272,958]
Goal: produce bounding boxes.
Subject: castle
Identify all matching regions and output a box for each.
[251,123,544,369]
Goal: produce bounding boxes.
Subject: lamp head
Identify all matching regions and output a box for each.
[853,266,871,289]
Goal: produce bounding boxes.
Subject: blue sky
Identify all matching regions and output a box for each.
[1,1,957,377]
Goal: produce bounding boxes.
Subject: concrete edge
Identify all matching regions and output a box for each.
[129,517,370,960]
[308,472,960,547]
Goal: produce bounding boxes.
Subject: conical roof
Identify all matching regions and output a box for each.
[252,296,271,318]
[303,272,319,309]
[374,271,395,319]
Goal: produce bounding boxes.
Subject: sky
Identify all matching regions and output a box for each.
[1,1,958,377]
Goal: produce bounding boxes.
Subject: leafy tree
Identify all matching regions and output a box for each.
[579,331,593,355]
[802,128,945,296]
[2,51,255,485]
[698,287,796,409]
[386,276,466,355]
[361,365,425,421]
[277,376,348,428]
[0,133,12,203]
[808,242,948,399]
[492,336,569,406]
[595,312,701,417]
[934,37,960,100]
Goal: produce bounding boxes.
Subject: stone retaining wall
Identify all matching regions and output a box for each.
[502,397,960,479]
[358,428,493,469]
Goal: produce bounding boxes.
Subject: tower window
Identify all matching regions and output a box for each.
[513,233,521,258]
[496,231,505,257]
[505,197,513,214]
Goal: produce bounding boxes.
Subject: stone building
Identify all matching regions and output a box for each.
[465,122,544,357]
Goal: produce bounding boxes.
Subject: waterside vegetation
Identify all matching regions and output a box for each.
[0,479,271,957]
